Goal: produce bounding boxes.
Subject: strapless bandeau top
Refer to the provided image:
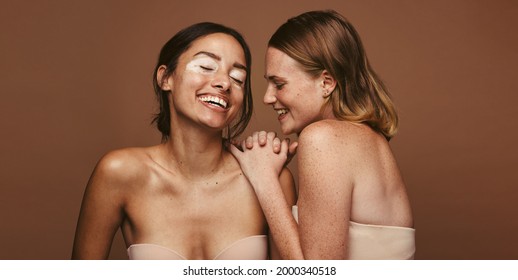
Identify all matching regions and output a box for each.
[292,205,415,260]
[127,235,268,260]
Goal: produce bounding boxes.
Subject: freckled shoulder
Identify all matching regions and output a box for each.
[297,120,355,152]
[297,121,346,170]
[298,120,381,153]
[297,120,384,181]
[299,120,340,144]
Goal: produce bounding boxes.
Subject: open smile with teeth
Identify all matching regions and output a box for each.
[276,109,288,116]
[198,95,228,109]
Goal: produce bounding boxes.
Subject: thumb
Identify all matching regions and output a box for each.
[289,141,298,157]
[280,138,289,157]
[285,141,298,166]
[228,142,243,161]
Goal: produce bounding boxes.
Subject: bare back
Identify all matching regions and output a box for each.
[300,119,412,227]
[343,123,413,227]
[296,119,413,258]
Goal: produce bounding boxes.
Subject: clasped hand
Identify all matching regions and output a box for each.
[229,131,298,185]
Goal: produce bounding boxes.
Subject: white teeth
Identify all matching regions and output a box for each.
[199,96,227,109]
[276,109,288,115]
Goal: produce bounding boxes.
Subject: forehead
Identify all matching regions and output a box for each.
[265,47,304,77]
[183,33,246,65]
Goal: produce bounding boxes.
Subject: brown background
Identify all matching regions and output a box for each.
[1,0,517,260]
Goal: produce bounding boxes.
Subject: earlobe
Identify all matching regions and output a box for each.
[321,70,336,98]
[157,65,172,91]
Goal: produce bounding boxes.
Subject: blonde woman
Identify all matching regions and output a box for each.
[231,10,414,260]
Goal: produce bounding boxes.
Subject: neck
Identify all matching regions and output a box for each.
[321,102,337,120]
[160,125,227,180]
[297,104,337,136]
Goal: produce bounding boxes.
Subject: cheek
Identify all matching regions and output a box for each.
[233,92,245,108]
[182,65,210,84]
[177,73,205,90]
[298,83,320,103]
[288,84,312,105]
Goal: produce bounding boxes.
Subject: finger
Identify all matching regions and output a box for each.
[272,137,281,153]
[280,138,289,157]
[267,131,278,152]
[289,141,299,156]
[285,141,298,166]
[280,137,291,150]
[227,140,243,152]
[245,136,254,149]
[266,131,277,143]
[258,131,267,146]
[228,142,243,160]
[252,131,259,145]
[230,138,240,146]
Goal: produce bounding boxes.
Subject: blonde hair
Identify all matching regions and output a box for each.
[269,10,398,139]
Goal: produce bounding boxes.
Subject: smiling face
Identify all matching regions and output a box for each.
[264,47,328,135]
[160,33,247,133]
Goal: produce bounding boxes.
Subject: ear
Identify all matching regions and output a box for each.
[157,65,173,91]
[320,70,336,98]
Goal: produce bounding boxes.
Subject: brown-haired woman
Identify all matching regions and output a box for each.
[231,10,415,259]
[72,22,295,260]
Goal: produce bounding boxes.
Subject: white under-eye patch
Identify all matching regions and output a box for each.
[186,57,219,73]
[229,69,246,84]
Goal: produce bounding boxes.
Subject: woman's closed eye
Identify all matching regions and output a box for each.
[230,69,246,86]
[200,65,215,71]
[230,75,244,85]
[275,83,285,90]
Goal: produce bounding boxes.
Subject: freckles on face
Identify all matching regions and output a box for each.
[265,47,326,134]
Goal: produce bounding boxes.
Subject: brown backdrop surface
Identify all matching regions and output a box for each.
[1,0,517,259]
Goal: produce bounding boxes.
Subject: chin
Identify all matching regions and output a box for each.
[280,126,295,136]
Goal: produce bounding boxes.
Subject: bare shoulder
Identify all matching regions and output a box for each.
[297,120,388,185]
[91,146,155,187]
[299,120,385,158]
[298,120,340,144]
[300,120,379,146]
[298,120,351,158]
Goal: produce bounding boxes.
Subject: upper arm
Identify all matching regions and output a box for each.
[269,167,297,259]
[297,122,354,259]
[72,151,131,259]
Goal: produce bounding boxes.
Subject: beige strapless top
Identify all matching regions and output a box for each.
[292,205,415,260]
[127,235,268,260]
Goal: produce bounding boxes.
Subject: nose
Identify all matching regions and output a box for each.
[263,86,277,105]
[211,72,231,93]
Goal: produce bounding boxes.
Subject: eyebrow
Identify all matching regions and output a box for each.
[194,51,247,71]
[264,74,284,81]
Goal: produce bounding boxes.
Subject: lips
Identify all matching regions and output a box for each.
[198,94,228,109]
